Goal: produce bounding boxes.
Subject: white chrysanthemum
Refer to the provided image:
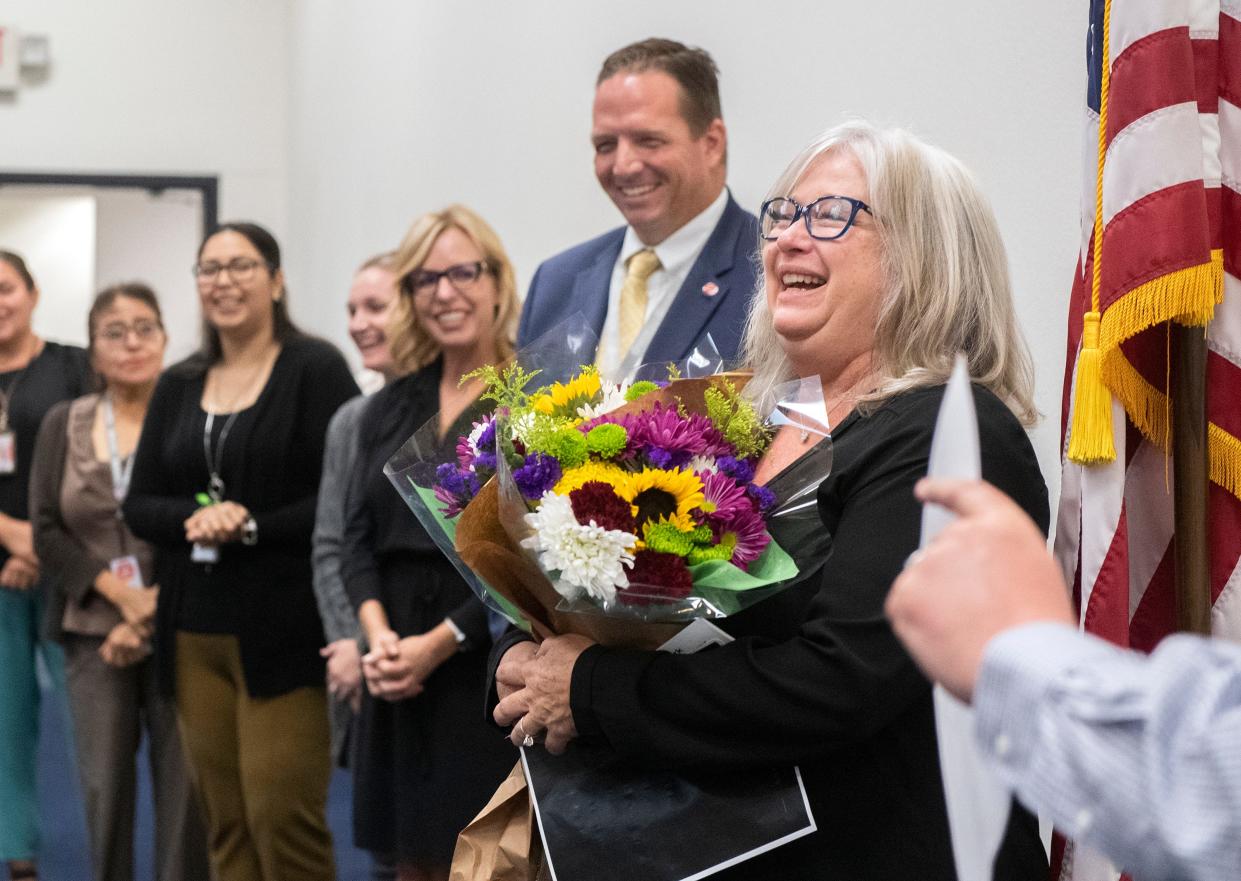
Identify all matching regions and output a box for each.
[687,455,719,475]
[577,381,630,420]
[521,492,636,604]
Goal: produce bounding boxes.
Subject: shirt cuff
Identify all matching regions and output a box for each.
[973,621,1101,774]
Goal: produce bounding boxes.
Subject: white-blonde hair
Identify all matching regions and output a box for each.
[742,120,1038,426]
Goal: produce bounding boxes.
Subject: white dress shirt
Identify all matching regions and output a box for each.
[974,621,1241,881]
[595,187,730,380]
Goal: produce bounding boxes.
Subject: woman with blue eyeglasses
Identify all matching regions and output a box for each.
[30,284,209,881]
[342,205,519,881]
[491,120,1051,880]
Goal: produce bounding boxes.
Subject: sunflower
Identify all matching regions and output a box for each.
[530,369,602,417]
[555,461,630,497]
[618,467,706,527]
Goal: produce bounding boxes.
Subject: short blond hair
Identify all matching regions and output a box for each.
[742,120,1038,426]
[387,205,518,375]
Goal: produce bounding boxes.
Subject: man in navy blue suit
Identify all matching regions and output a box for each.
[517,38,759,374]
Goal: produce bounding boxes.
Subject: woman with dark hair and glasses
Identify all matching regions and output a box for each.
[492,121,1050,880]
[123,223,358,881]
[30,283,209,881]
[342,205,518,881]
[0,250,91,881]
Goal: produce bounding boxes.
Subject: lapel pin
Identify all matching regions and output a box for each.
[701,281,720,297]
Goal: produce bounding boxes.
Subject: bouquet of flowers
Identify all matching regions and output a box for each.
[387,317,833,881]
[388,316,832,646]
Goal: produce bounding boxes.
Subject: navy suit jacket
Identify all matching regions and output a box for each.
[517,193,759,365]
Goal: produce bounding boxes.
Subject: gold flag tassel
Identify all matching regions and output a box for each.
[1068,0,1116,465]
[1069,310,1114,463]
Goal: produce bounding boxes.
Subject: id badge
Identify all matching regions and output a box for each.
[191,542,219,564]
[109,554,144,588]
[0,431,15,475]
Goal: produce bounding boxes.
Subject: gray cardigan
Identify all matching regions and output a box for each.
[311,393,369,763]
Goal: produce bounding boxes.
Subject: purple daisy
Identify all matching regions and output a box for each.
[699,470,755,523]
[714,503,771,570]
[627,404,729,468]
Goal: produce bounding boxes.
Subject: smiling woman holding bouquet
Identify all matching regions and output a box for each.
[342,205,518,881]
[493,120,1051,880]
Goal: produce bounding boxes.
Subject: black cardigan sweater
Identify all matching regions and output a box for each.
[123,336,358,697]
[495,384,1051,881]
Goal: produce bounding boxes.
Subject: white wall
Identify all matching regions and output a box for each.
[1,0,1087,503]
[286,1,1085,501]
[0,193,95,345]
[94,187,206,363]
[2,0,290,279]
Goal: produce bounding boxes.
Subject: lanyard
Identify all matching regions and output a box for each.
[202,409,240,503]
[101,392,135,504]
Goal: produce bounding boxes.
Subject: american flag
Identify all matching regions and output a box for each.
[1053,0,1241,879]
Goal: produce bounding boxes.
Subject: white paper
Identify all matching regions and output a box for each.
[657,618,734,654]
[923,355,1013,881]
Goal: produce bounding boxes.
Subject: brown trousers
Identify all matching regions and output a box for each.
[175,631,335,881]
[64,634,210,881]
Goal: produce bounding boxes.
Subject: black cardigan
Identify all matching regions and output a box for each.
[497,384,1051,881]
[123,336,359,697]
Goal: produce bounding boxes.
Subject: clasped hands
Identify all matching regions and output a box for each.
[0,514,39,590]
[493,634,592,755]
[360,622,458,703]
[184,500,250,546]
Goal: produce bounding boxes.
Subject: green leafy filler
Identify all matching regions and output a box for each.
[704,376,772,460]
[462,363,542,410]
[408,479,529,632]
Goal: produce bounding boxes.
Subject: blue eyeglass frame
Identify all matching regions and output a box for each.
[758,195,873,241]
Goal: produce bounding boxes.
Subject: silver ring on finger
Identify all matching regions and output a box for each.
[515,720,535,748]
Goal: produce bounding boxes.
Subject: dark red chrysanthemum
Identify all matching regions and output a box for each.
[568,481,637,533]
[620,550,694,605]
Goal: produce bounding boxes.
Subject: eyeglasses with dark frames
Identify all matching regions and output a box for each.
[192,257,271,285]
[402,261,488,297]
[759,195,873,241]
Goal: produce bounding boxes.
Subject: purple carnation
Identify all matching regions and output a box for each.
[513,453,562,500]
[647,447,675,469]
[473,451,497,472]
[746,484,777,513]
[716,455,755,483]
[476,419,497,453]
[434,462,480,517]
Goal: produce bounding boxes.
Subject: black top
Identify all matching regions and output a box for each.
[0,341,90,564]
[341,361,492,647]
[123,336,359,697]
[502,384,1050,881]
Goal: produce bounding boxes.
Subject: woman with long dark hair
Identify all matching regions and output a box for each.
[124,223,358,881]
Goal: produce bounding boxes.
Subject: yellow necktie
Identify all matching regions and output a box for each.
[618,248,661,359]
